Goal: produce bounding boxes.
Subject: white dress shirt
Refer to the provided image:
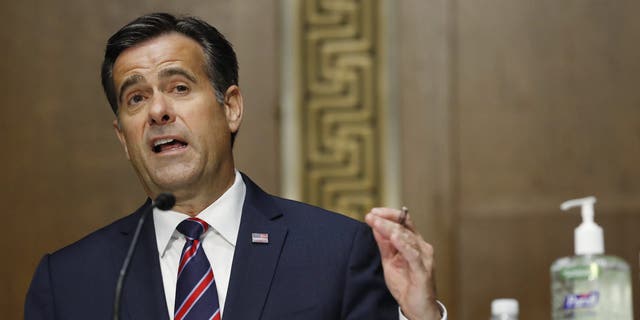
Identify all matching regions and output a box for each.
[152,170,447,320]
[153,170,245,319]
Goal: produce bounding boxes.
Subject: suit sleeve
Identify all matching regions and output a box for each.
[341,224,398,319]
[25,254,55,320]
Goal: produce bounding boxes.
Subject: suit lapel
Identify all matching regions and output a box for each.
[118,201,170,320]
[223,175,288,320]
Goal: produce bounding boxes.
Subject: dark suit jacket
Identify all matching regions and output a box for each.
[25,174,398,319]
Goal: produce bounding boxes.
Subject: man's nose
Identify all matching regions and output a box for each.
[148,94,175,125]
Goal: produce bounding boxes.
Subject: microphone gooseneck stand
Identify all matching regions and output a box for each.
[113,193,175,320]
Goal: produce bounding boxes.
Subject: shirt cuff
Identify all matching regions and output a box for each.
[398,300,447,320]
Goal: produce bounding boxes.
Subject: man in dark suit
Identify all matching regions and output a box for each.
[25,13,443,320]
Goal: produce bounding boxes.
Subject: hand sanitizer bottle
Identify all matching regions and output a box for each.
[551,196,633,319]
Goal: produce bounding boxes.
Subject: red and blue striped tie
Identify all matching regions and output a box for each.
[174,218,221,320]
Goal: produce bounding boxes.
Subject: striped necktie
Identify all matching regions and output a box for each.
[174,218,221,320]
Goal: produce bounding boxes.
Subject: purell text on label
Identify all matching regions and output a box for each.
[563,291,599,310]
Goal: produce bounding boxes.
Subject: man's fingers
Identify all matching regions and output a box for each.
[368,213,429,269]
[369,207,401,221]
[371,228,397,260]
[389,230,427,274]
[366,208,436,278]
[365,212,402,240]
[370,207,417,232]
[365,213,397,258]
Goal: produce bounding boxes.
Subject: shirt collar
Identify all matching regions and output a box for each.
[153,170,246,257]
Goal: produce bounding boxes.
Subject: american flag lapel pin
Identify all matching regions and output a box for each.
[251,233,269,244]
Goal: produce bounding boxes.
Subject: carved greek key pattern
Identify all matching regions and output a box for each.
[299,0,384,219]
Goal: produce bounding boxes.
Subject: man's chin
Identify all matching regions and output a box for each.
[146,170,199,194]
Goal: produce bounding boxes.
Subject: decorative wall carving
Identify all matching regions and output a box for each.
[296,0,388,219]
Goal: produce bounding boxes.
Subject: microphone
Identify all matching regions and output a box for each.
[154,193,176,211]
[113,193,176,320]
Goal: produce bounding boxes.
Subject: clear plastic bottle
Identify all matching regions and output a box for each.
[551,255,632,319]
[550,196,633,319]
[491,299,518,320]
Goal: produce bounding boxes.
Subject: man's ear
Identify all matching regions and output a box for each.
[113,119,131,160]
[223,85,244,134]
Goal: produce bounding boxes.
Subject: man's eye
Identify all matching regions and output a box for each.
[128,94,145,105]
[174,85,189,93]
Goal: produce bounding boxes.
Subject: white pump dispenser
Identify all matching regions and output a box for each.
[551,196,633,319]
[560,196,603,255]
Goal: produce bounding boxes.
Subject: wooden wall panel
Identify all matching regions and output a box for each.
[457,0,640,214]
[396,0,456,313]
[456,0,640,318]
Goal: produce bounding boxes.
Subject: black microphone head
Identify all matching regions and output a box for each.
[153,193,176,211]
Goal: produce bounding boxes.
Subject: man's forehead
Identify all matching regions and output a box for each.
[112,32,206,84]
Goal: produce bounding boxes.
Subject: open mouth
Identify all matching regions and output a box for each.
[152,138,188,153]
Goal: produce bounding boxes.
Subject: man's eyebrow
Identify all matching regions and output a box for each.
[118,74,145,104]
[158,67,198,83]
